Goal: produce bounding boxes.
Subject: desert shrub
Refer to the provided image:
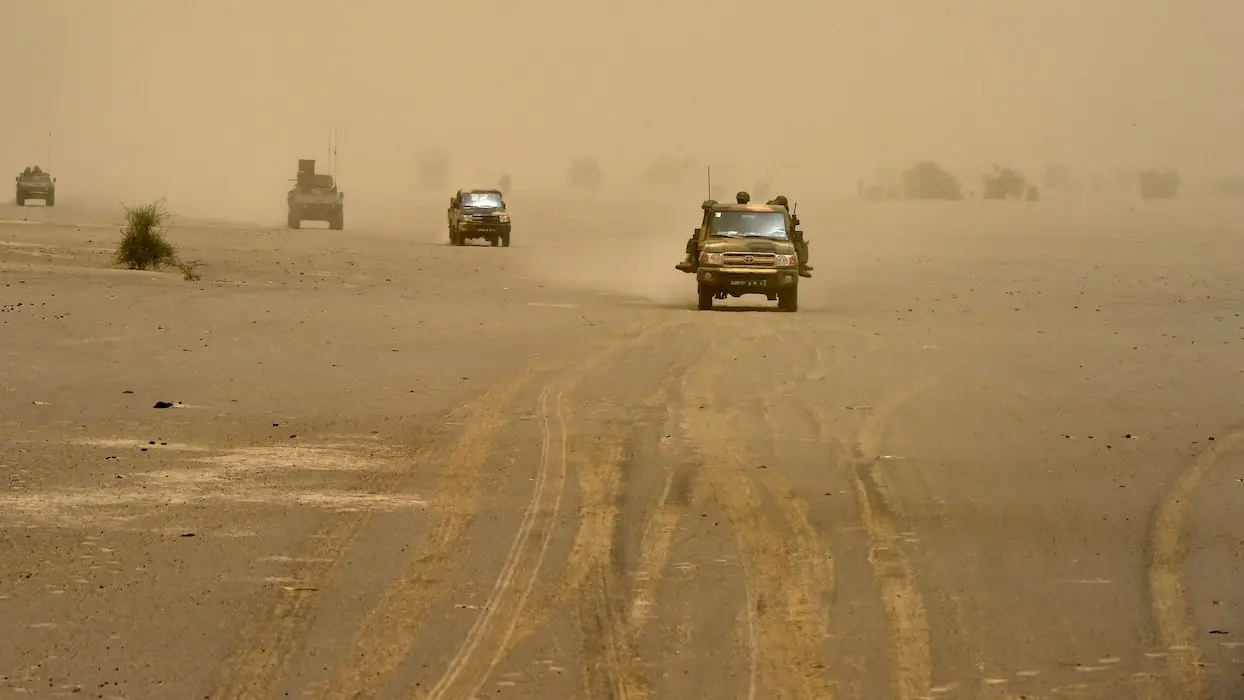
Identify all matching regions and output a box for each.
[982,164,1027,200]
[1138,168,1180,199]
[115,201,176,270]
[114,201,202,280]
[568,156,603,190]
[901,161,963,200]
[170,257,203,281]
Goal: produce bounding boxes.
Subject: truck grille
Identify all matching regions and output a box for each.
[722,252,776,267]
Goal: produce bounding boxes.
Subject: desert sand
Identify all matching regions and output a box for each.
[2,195,1242,699]
[4,1,1244,697]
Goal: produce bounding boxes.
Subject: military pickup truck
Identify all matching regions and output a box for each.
[447,188,511,246]
[287,158,344,230]
[15,166,55,206]
[676,199,802,311]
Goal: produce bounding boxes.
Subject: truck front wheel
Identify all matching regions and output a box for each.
[697,285,714,311]
[778,286,799,312]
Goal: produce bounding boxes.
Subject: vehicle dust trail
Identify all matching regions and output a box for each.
[313,316,689,700]
[215,314,678,700]
[1147,427,1244,700]
[678,322,836,700]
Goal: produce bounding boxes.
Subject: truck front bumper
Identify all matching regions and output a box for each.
[459,221,512,237]
[292,203,342,218]
[697,267,799,292]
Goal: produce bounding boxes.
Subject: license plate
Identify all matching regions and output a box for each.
[730,279,766,287]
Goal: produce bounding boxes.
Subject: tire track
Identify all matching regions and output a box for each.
[678,326,836,700]
[214,314,675,700]
[421,320,687,700]
[1147,426,1244,700]
[851,369,958,700]
[568,428,639,700]
[421,385,572,700]
[784,314,960,700]
[311,317,688,700]
[308,375,529,700]
[621,462,688,654]
[211,384,521,700]
[563,411,655,700]
[562,336,710,700]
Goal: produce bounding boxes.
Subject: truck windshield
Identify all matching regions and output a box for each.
[709,211,788,240]
[463,192,503,208]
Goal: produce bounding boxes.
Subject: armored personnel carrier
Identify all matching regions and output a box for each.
[15,165,55,206]
[286,159,344,230]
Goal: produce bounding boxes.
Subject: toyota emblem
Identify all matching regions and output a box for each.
[744,255,754,263]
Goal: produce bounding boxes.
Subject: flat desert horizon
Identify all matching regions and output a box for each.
[2,193,1243,699]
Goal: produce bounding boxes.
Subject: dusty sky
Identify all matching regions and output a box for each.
[1,1,1240,220]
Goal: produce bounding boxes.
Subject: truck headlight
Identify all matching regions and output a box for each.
[774,254,797,267]
[699,251,723,266]
[498,213,510,223]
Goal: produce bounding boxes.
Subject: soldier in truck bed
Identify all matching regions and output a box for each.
[767,194,813,277]
[676,227,700,273]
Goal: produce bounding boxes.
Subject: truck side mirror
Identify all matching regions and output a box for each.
[694,227,702,237]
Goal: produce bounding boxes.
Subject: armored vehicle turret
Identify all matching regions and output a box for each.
[286,158,344,230]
